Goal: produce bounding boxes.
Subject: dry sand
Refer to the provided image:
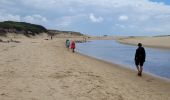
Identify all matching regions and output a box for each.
[116,36,170,49]
[0,37,170,100]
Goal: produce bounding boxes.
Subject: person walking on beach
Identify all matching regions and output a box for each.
[135,43,146,76]
[51,35,53,40]
[65,39,70,50]
[71,40,76,53]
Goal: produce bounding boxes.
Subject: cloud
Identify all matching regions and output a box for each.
[118,15,129,21]
[115,24,126,28]
[56,16,73,27]
[0,12,20,21]
[1,0,170,35]
[23,14,47,23]
[54,14,86,30]
[89,13,103,23]
[0,11,48,27]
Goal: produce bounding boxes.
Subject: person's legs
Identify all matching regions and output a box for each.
[139,66,143,76]
[136,65,139,72]
[139,61,144,76]
[72,48,74,52]
[67,45,69,50]
[136,65,141,76]
[135,61,140,75]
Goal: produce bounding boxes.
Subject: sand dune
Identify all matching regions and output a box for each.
[116,36,170,49]
[0,38,170,100]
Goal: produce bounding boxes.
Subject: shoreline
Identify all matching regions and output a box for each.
[77,38,170,82]
[0,37,170,100]
[76,51,170,83]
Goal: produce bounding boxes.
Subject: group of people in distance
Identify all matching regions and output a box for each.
[65,39,76,53]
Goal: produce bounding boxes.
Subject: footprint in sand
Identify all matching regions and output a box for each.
[6,58,19,63]
[10,46,16,48]
[48,71,72,79]
[2,48,9,52]
[31,42,37,43]
[146,78,154,82]
[1,93,8,97]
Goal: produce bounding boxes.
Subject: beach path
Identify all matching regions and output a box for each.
[0,38,170,100]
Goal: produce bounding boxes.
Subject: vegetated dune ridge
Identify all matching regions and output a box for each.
[0,35,170,100]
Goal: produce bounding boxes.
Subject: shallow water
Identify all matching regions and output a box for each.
[76,40,170,79]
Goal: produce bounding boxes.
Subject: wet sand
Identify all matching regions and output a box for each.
[0,38,170,100]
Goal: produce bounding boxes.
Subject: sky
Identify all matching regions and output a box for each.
[150,0,170,4]
[0,0,170,36]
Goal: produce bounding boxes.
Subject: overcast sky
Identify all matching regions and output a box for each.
[0,0,170,36]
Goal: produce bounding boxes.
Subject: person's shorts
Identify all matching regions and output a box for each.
[135,60,144,66]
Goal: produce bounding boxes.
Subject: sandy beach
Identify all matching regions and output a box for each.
[116,36,170,49]
[0,37,170,100]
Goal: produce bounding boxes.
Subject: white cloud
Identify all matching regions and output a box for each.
[56,16,72,27]
[55,14,86,29]
[23,14,47,24]
[118,15,128,21]
[0,0,15,6]
[23,16,34,22]
[0,12,20,21]
[1,0,170,35]
[138,15,150,21]
[89,13,103,23]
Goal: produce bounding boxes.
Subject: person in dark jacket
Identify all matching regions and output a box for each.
[135,43,146,76]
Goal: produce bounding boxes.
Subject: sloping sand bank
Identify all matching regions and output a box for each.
[116,36,170,49]
[0,38,170,100]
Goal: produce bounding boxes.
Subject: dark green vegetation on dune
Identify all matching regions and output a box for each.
[0,21,84,37]
[0,21,47,36]
[48,30,83,36]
